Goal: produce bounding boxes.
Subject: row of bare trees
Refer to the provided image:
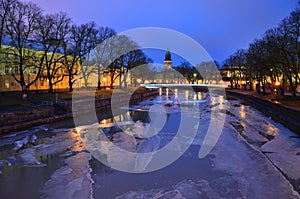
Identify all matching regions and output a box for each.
[83,33,151,89]
[224,6,300,96]
[0,0,150,94]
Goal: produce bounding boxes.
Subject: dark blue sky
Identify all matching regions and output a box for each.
[24,0,298,65]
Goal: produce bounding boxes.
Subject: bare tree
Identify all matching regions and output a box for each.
[62,21,98,91]
[279,10,300,96]
[4,1,42,96]
[0,0,17,51]
[121,49,152,88]
[223,5,300,96]
[103,35,147,88]
[80,53,97,87]
[35,12,71,93]
[92,27,116,89]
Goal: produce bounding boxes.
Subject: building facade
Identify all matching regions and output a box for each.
[164,49,173,70]
[0,40,78,92]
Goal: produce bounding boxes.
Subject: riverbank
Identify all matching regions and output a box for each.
[226,89,300,134]
[0,87,159,134]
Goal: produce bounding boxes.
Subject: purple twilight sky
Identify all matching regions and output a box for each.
[22,0,298,65]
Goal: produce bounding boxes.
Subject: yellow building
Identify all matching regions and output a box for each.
[0,38,78,92]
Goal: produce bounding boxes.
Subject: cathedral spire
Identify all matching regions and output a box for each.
[164,48,172,61]
[164,48,172,69]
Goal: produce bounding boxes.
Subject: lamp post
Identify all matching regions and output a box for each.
[193,73,197,84]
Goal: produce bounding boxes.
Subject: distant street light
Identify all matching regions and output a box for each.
[136,78,142,85]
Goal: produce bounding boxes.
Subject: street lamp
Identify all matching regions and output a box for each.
[136,78,142,85]
[193,73,197,84]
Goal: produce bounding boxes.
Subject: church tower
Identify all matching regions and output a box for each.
[164,49,172,70]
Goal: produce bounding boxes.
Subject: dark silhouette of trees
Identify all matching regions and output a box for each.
[62,21,98,92]
[223,5,300,96]
[4,1,42,95]
[92,27,116,90]
[35,12,71,93]
[0,0,17,51]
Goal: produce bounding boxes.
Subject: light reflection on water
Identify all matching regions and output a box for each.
[240,104,246,119]
[90,89,215,198]
[0,88,297,198]
[0,89,220,199]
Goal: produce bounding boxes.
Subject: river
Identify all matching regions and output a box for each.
[0,88,299,199]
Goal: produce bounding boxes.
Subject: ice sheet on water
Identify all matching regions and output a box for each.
[40,152,93,199]
[261,134,300,180]
[210,123,299,198]
[0,128,39,147]
[34,131,78,157]
[2,130,29,138]
[125,105,181,115]
[50,128,74,133]
[33,125,49,131]
[115,179,244,199]
[100,121,135,128]
[180,99,209,104]
[134,136,161,172]
[19,148,45,166]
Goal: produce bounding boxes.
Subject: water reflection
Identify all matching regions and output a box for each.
[240,105,246,119]
[98,89,206,142]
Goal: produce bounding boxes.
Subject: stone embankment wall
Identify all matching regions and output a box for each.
[0,89,159,134]
[226,90,300,134]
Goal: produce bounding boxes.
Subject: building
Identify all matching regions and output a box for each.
[0,37,77,92]
[164,49,173,70]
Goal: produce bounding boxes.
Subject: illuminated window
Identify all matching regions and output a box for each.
[4,79,10,89]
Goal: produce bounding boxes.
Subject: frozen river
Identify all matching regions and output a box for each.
[0,89,299,199]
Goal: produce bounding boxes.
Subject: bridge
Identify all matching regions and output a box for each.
[141,83,227,92]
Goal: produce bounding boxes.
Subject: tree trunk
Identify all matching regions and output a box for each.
[69,86,73,92]
[68,79,73,92]
[292,86,296,97]
[84,76,88,87]
[97,79,101,90]
[97,64,101,90]
[48,79,54,93]
[230,80,233,89]
[262,79,266,95]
